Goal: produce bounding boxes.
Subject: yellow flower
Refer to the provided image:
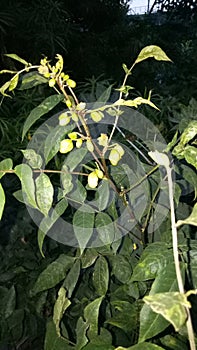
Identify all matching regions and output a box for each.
[88,171,99,189]
[59,113,70,126]
[90,111,104,122]
[68,132,78,140]
[60,139,73,153]
[95,169,103,179]
[76,139,83,148]
[86,140,94,152]
[109,149,121,166]
[97,133,108,147]
[67,79,76,88]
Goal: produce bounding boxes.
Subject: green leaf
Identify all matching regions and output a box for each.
[5,309,24,342]
[61,164,73,195]
[95,212,117,246]
[131,243,173,281]
[106,300,137,333]
[135,45,172,65]
[83,345,114,350]
[15,164,38,209]
[18,71,48,90]
[44,320,73,350]
[73,208,95,253]
[76,317,89,350]
[81,249,99,268]
[184,145,197,169]
[44,123,74,164]
[176,203,197,227]
[115,343,165,349]
[93,256,109,296]
[2,285,16,319]
[63,259,81,298]
[0,80,12,96]
[31,255,75,295]
[97,180,110,211]
[138,262,184,342]
[22,149,43,169]
[84,296,103,339]
[93,84,113,108]
[179,120,197,146]
[35,173,54,216]
[0,158,13,179]
[0,184,5,220]
[70,180,87,204]
[144,292,190,331]
[8,74,19,91]
[5,53,29,66]
[38,198,68,257]
[65,147,87,171]
[53,286,71,337]
[22,94,64,140]
[111,255,132,283]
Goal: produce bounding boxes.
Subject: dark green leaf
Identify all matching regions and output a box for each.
[115,343,165,349]
[38,198,68,257]
[73,208,95,253]
[65,147,87,171]
[18,71,48,90]
[111,255,132,284]
[22,149,43,169]
[15,164,38,209]
[84,296,103,339]
[106,300,137,333]
[95,212,117,246]
[81,249,99,268]
[44,320,73,350]
[35,173,54,216]
[0,184,5,220]
[53,286,71,336]
[97,180,110,211]
[22,94,64,140]
[93,84,113,108]
[44,123,74,164]
[131,243,173,281]
[31,255,75,295]
[69,180,87,204]
[2,285,16,319]
[93,256,109,296]
[6,309,24,342]
[61,164,73,195]
[63,259,81,298]
[83,344,114,350]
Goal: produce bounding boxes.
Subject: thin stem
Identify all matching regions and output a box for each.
[166,166,196,350]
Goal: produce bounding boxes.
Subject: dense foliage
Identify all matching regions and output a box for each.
[0,2,197,350]
[0,45,197,350]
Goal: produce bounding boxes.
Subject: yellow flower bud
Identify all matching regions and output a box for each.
[97,133,108,147]
[59,113,70,126]
[114,144,124,157]
[71,112,78,122]
[67,79,76,88]
[49,78,56,87]
[60,139,73,153]
[88,171,98,189]
[76,139,83,148]
[68,132,77,140]
[90,111,104,122]
[95,169,103,179]
[66,99,72,108]
[109,149,121,166]
[86,140,94,152]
